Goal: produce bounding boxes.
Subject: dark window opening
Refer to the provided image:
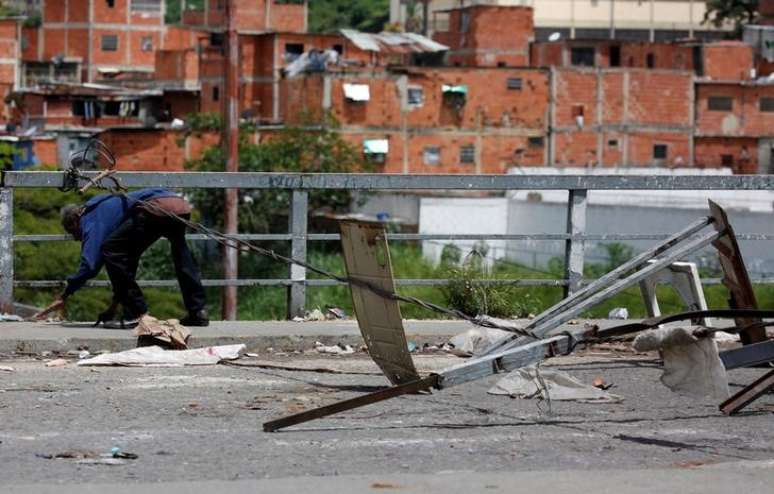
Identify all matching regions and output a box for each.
[497,61,507,68]
[407,87,424,106]
[460,12,470,33]
[571,47,595,67]
[212,86,220,102]
[210,32,224,47]
[106,0,115,7]
[646,53,655,68]
[333,44,343,55]
[507,78,523,90]
[141,36,153,52]
[721,154,734,167]
[708,96,733,111]
[609,45,621,67]
[101,34,118,52]
[653,144,668,160]
[528,137,544,148]
[460,145,475,164]
[571,105,585,118]
[608,139,618,147]
[285,43,304,62]
[760,97,774,112]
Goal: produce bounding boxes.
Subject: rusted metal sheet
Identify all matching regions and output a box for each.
[720,369,774,415]
[339,220,420,385]
[709,200,766,344]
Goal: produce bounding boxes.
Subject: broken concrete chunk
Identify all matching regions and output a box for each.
[447,327,512,357]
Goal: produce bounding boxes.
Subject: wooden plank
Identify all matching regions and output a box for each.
[708,200,766,344]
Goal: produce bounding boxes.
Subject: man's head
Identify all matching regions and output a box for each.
[60,204,84,240]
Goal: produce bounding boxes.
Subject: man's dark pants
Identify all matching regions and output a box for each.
[101,208,206,318]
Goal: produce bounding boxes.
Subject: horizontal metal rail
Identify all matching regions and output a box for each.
[15,277,774,289]
[6,171,774,190]
[13,233,774,243]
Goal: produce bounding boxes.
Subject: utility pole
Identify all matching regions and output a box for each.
[222,0,240,320]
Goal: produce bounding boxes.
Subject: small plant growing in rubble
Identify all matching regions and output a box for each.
[441,244,526,319]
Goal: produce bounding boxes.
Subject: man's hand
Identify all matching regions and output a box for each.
[30,297,66,321]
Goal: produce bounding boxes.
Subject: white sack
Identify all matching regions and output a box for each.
[77,344,245,367]
[447,327,512,357]
[633,326,729,400]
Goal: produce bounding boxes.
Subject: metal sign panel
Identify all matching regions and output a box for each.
[339,220,420,385]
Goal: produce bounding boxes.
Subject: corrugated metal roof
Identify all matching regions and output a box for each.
[340,29,448,54]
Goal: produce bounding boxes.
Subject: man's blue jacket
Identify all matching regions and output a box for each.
[64,188,177,297]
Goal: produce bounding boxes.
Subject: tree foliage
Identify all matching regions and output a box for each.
[703,0,759,34]
[309,0,389,33]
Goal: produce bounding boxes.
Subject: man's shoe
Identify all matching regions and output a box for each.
[180,309,209,327]
[103,316,142,329]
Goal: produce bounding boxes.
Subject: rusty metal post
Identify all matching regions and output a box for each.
[222,0,240,320]
[287,190,308,319]
[564,189,587,297]
[0,188,13,313]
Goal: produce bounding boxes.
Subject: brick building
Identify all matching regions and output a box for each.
[21,0,166,83]
[0,17,23,119]
[1,2,773,174]
[283,66,549,173]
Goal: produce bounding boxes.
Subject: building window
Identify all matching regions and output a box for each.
[423,146,440,166]
[721,154,734,167]
[210,32,224,47]
[284,43,304,63]
[407,87,424,106]
[141,36,153,52]
[646,53,655,68]
[507,78,523,90]
[653,144,668,160]
[708,96,733,111]
[610,45,621,67]
[760,97,774,112]
[101,35,118,52]
[460,145,475,164]
[528,137,544,148]
[608,139,619,148]
[333,44,343,55]
[364,139,388,164]
[131,0,162,13]
[571,47,595,67]
[106,0,115,7]
[212,86,220,101]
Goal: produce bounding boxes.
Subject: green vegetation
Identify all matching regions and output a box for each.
[704,0,759,35]
[308,0,389,33]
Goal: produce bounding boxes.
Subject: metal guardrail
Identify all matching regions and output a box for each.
[2,171,774,319]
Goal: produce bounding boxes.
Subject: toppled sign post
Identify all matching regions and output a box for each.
[263,200,774,432]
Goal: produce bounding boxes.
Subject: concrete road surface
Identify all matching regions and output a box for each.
[1,349,772,491]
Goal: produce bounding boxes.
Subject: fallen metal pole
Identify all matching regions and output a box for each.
[719,369,774,415]
[262,375,440,432]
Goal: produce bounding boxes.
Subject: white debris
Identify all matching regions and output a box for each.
[0,313,22,322]
[77,344,246,367]
[446,327,512,357]
[633,326,728,399]
[45,358,69,368]
[0,365,15,372]
[608,307,629,320]
[488,365,623,403]
[304,309,326,322]
[314,341,355,355]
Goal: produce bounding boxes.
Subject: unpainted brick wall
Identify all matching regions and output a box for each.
[694,137,759,173]
[696,83,774,137]
[703,43,754,81]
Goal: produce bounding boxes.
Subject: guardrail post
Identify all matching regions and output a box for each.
[0,188,13,313]
[287,190,308,319]
[564,189,587,297]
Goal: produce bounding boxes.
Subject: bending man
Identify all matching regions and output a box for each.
[41,188,209,328]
